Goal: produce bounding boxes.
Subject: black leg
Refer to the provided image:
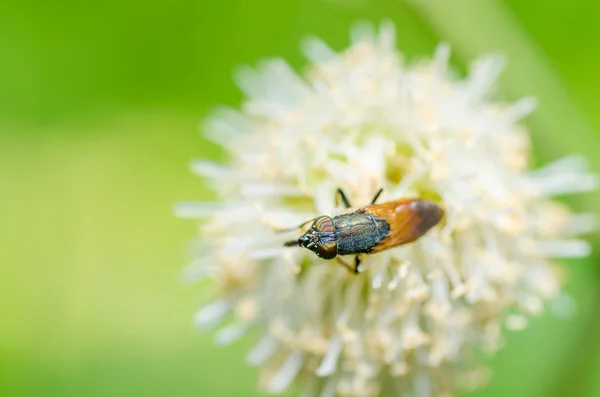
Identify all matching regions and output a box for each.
[336,257,354,273]
[370,188,384,205]
[336,256,361,274]
[354,256,362,273]
[336,188,352,209]
[336,257,361,274]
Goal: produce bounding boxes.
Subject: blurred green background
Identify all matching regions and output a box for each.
[2,0,600,396]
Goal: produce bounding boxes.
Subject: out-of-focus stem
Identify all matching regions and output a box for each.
[551,281,600,397]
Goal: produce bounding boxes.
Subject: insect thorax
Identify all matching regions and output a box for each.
[332,213,390,255]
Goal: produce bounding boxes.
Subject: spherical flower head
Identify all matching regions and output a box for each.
[179,21,597,397]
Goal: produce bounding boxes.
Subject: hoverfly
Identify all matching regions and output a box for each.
[283,188,444,273]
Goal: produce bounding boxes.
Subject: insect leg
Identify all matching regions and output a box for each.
[336,188,352,209]
[370,188,384,205]
[354,256,362,273]
[336,257,358,274]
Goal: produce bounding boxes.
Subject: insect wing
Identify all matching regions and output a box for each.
[358,199,443,253]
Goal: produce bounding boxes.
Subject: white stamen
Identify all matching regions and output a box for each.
[378,19,396,50]
[536,239,591,258]
[467,53,506,99]
[248,248,286,260]
[241,183,303,197]
[434,42,451,75]
[413,373,432,397]
[319,378,336,397]
[214,323,248,345]
[180,257,215,284]
[549,292,577,319]
[507,96,538,121]
[247,335,278,366]
[301,37,336,64]
[532,173,598,196]
[565,213,599,235]
[190,160,233,180]
[194,300,230,330]
[316,336,343,377]
[371,272,384,289]
[233,65,266,100]
[350,20,376,43]
[203,107,247,146]
[505,314,528,331]
[266,351,304,394]
[532,155,590,176]
[256,59,310,105]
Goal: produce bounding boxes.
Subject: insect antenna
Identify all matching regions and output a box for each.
[370,188,384,204]
[283,240,300,247]
[336,188,352,208]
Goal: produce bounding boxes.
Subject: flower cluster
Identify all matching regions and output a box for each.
[178,21,597,397]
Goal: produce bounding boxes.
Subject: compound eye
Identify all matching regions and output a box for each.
[314,241,337,260]
[312,216,334,233]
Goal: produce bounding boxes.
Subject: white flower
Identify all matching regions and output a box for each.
[177,21,597,397]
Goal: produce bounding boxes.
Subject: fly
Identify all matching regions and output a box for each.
[283,188,444,273]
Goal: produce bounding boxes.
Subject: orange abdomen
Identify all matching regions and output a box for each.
[357,199,444,253]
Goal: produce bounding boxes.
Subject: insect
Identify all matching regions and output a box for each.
[283,188,444,273]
